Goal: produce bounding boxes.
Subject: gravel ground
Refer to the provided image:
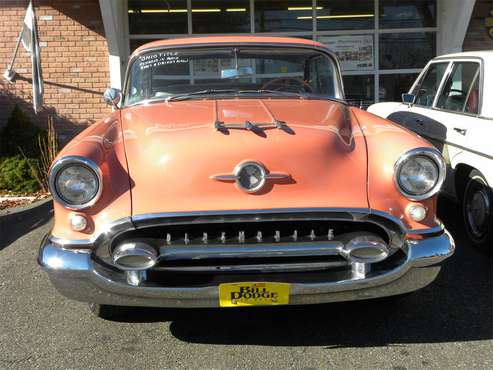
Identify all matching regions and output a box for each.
[0,199,491,369]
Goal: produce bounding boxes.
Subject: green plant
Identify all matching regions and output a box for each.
[0,105,46,157]
[21,115,59,192]
[0,155,40,193]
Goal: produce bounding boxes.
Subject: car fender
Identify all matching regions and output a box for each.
[367,102,404,119]
[450,150,493,189]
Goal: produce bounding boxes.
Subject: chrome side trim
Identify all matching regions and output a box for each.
[420,132,493,161]
[48,156,103,211]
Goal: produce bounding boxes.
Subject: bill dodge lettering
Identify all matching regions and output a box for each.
[230,284,278,304]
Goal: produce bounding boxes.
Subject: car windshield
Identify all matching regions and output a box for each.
[124,46,343,106]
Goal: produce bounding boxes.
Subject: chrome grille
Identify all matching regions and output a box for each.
[110,219,391,273]
[113,220,388,247]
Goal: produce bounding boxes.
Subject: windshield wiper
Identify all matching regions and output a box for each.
[165,89,238,102]
[236,89,306,98]
[165,88,310,102]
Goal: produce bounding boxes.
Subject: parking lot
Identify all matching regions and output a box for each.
[0,199,491,369]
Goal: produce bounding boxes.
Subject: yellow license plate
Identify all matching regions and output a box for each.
[219,282,290,307]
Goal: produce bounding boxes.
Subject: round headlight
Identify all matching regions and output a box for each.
[395,148,445,201]
[50,157,102,209]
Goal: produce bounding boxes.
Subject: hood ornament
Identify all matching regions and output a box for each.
[210,161,290,193]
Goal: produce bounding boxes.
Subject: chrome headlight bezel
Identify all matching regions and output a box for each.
[49,156,103,210]
[394,148,446,201]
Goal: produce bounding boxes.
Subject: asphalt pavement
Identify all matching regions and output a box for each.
[0,199,492,369]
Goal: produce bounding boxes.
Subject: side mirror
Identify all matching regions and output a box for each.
[402,93,416,106]
[103,88,121,109]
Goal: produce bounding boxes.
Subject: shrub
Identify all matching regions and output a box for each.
[0,156,40,193]
[35,115,59,192]
[0,105,46,157]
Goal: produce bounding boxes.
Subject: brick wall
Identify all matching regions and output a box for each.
[0,0,111,143]
[463,0,493,51]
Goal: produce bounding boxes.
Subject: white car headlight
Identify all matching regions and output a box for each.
[394,148,446,201]
[49,156,102,209]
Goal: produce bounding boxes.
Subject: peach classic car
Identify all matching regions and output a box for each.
[38,36,454,318]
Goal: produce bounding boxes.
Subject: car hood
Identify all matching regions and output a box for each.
[121,99,369,215]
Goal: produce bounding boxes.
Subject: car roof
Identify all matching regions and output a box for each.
[434,50,493,60]
[132,36,328,56]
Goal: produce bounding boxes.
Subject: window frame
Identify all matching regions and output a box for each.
[430,58,483,118]
[408,60,451,108]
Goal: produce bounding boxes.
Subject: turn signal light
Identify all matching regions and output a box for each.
[407,204,427,222]
[70,214,88,231]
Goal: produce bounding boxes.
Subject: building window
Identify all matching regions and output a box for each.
[317,0,375,31]
[127,0,438,104]
[318,35,374,72]
[379,32,436,69]
[379,73,419,102]
[255,1,314,32]
[191,0,251,34]
[128,0,188,35]
[379,0,436,29]
[344,75,375,109]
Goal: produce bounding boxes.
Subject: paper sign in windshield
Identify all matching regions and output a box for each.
[139,52,189,70]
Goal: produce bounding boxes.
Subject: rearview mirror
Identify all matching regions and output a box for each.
[402,93,416,106]
[221,66,254,79]
[103,88,121,109]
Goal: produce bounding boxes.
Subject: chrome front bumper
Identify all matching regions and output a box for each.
[38,231,454,308]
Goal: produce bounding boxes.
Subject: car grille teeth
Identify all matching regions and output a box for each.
[155,224,368,246]
[256,231,262,242]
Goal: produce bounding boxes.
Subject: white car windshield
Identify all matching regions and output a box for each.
[124,46,343,105]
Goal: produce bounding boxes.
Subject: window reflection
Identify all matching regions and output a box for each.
[380,33,435,69]
[255,1,314,32]
[317,0,375,31]
[379,0,436,29]
[192,0,250,34]
[128,0,188,35]
[379,74,418,102]
[344,75,375,109]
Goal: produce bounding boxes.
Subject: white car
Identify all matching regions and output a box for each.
[368,51,493,252]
